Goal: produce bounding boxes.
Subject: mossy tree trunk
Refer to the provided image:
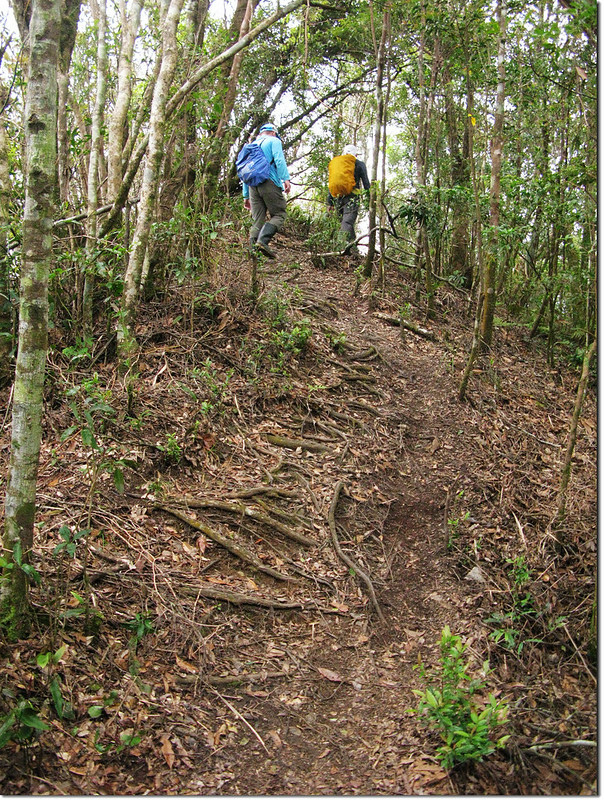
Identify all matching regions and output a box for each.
[0,78,13,387]
[2,0,63,638]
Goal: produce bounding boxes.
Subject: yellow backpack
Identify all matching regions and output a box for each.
[328,154,356,197]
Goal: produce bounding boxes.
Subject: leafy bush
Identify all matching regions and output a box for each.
[412,626,509,770]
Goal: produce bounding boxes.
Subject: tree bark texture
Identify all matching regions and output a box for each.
[2,0,62,636]
[0,80,13,386]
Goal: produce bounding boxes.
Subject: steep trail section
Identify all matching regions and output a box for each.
[0,233,595,795]
[166,249,477,796]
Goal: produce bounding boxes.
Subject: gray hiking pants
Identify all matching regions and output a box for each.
[249,179,287,239]
[334,194,359,240]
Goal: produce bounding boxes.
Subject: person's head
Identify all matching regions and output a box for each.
[343,144,358,156]
[259,123,279,138]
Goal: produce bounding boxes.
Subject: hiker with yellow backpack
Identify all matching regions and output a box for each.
[327,144,371,253]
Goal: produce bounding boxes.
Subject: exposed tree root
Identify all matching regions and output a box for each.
[328,480,386,623]
[156,505,296,581]
[264,433,329,453]
[175,496,316,546]
[373,311,437,341]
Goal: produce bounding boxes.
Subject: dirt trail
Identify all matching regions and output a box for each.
[0,232,596,795]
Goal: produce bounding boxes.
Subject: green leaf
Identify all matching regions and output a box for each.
[61,425,79,441]
[50,677,64,718]
[88,706,104,719]
[18,708,49,731]
[21,563,41,584]
[37,652,51,668]
[120,732,142,746]
[112,467,125,494]
[81,428,98,449]
[53,645,67,663]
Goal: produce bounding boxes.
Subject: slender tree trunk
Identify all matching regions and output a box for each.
[363,1,390,278]
[202,0,257,200]
[444,60,471,285]
[0,80,13,386]
[107,0,144,201]
[82,0,108,330]
[57,0,81,206]
[552,338,596,546]
[117,0,185,361]
[479,0,506,349]
[2,0,61,637]
[377,56,392,289]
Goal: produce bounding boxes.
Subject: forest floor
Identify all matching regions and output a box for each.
[0,223,597,795]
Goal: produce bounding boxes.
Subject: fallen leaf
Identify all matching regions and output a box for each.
[176,656,198,674]
[160,734,175,769]
[317,667,342,682]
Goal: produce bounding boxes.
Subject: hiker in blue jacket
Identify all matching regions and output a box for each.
[242,123,291,258]
[327,144,370,251]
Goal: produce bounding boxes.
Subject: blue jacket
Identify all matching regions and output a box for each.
[242,134,290,198]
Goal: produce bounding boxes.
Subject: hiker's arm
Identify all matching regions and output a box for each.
[357,160,370,191]
[272,140,290,185]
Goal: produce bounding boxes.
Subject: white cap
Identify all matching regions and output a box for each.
[343,144,358,156]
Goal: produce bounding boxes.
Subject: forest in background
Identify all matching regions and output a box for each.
[0,0,598,792]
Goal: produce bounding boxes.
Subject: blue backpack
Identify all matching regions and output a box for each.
[236,142,272,186]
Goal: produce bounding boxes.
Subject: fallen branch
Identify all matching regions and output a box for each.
[328,481,385,623]
[176,669,289,687]
[178,582,341,613]
[524,740,597,752]
[156,505,295,581]
[373,312,437,341]
[175,497,315,547]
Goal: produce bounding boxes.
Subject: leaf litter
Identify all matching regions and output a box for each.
[0,227,597,794]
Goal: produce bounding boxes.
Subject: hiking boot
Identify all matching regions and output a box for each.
[255,240,276,258]
[256,222,278,259]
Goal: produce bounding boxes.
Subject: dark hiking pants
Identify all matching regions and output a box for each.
[335,194,359,240]
[250,179,287,240]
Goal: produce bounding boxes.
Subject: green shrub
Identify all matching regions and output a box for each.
[412,625,509,770]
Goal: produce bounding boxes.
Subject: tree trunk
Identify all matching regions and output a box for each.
[0,79,13,387]
[479,0,506,349]
[2,0,62,638]
[202,0,255,200]
[57,0,81,205]
[117,0,185,361]
[443,60,471,286]
[552,338,596,547]
[107,0,143,202]
[363,1,390,279]
[82,0,108,330]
